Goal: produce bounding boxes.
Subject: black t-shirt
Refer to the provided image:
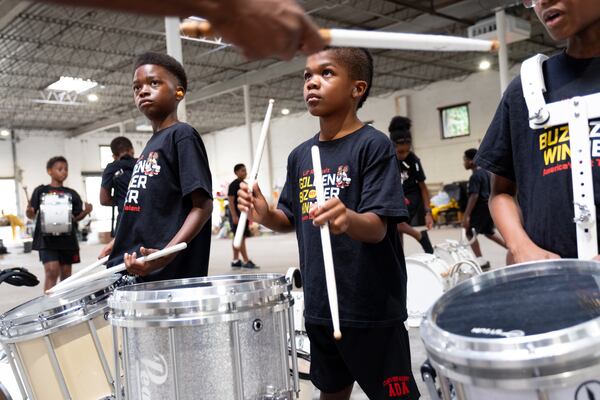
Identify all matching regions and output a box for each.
[468,167,491,213]
[30,185,83,251]
[227,178,243,219]
[109,122,213,281]
[278,125,409,327]
[101,155,136,213]
[398,152,426,200]
[476,52,600,258]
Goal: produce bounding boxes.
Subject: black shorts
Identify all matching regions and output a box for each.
[305,323,420,399]
[39,249,80,265]
[469,208,495,236]
[230,221,251,238]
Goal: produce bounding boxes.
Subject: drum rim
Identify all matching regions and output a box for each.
[420,259,600,387]
[0,275,122,341]
[109,274,293,326]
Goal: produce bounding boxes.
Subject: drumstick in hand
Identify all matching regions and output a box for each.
[311,145,342,340]
[233,99,275,249]
[180,20,498,53]
[46,243,187,294]
[51,255,109,291]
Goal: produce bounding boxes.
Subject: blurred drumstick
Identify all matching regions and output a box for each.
[233,99,275,250]
[311,145,342,340]
[51,255,109,292]
[180,20,498,53]
[46,243,187,294]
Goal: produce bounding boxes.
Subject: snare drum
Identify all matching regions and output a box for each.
[421,259,600,400]
[287,291,315,400]
[40,193,72,235]
[109,274,299,400]
[0,275,124,400]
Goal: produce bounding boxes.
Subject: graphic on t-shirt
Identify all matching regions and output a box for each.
[298,165,352,220]
[124,153,162,211]
[538,119,600,176]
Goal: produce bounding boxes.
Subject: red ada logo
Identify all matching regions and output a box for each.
[383,376,411,397]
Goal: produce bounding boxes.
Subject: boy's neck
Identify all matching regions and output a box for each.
[49,179,63,187]
[152,112,179,133]
[567,22,600,58]
[318,108,363,141]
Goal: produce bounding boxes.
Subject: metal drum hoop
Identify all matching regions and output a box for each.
[421,259,600,390]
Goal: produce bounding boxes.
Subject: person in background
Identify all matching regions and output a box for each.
[227,163,258,269]
[389,116,434,254]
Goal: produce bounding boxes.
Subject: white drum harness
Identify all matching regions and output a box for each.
[521,54,600,259]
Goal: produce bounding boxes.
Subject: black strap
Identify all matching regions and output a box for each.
[0,268,39,287]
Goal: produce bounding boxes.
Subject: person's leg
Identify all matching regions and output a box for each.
[320,384,353,400]
[469,238,483,258]
[485,232,507,248]
[60,264,72,281]
[43,261,61,291]
[239,237,249,263]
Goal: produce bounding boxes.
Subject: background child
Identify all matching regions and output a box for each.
[100,136,136,236]
[27,156,92,290]
[100,52,213,281]
[227,163,258,269]
[389,116,434,254]
[476,0,600,263]
[462,148,506,268]
[239,47,420,400]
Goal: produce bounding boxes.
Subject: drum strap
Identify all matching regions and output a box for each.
[521,55,600,258]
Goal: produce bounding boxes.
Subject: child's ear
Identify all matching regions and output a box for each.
[352,81,367,99]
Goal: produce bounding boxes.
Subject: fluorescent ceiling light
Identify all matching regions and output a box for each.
[87,93,99,102]
[0,129,10,137]
[281,108,290,115]
[47,76,98,93]
[478,60,491,70]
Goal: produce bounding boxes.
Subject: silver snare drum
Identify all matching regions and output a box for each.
[40,193,72,235]
[109,274,299,400]
[0,275,125,400]
[420,259,600,400]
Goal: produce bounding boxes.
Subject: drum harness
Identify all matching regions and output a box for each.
[521,54,600,259]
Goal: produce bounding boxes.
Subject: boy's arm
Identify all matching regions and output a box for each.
[462,193,478,229]
[490,174,559,263]
[99,187,113,207]
[311,198,387,243]
[124,189,213,275]
[227,196,239,224]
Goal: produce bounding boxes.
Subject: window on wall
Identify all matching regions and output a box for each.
[100,145,113,169]
[0,179,17,215]
[440,103,470,139]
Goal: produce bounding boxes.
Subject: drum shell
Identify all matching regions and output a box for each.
[405,254,449,327]
[420,259,600,393]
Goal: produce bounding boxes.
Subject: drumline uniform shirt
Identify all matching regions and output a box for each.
[476,52,600,257]
[227,177,243,221]
[109,122,213,281]
[398,152,426,218]
[278,125,409,327]
[30,185,83,251]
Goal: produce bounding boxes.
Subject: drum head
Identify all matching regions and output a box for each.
[435,262,600,338]
[406,255,446,327]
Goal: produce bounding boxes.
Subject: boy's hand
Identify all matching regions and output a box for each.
[425,212,434,230]
[99,239,114,258]
[310,198,350,235]
[461,215,470,230]
[124,247,176,276]
[84,202,93,214]
[237,182,269,224]
[509,242,560,265]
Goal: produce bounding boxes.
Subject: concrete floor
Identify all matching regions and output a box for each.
[0,226,508,399]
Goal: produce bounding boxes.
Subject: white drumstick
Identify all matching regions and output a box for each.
[180,21,498,53]
[51,255,109,291]
[46,243,187,294]
[311,145,342,340]
[233,99,275,249]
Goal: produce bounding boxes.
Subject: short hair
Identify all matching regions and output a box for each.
[464,148,478,160]
[47,156,67,169]
[134,52,188,92]
[110,136,133,157]
[389,116,412,144]
[234,163,246,173]
[325,47,373,109]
